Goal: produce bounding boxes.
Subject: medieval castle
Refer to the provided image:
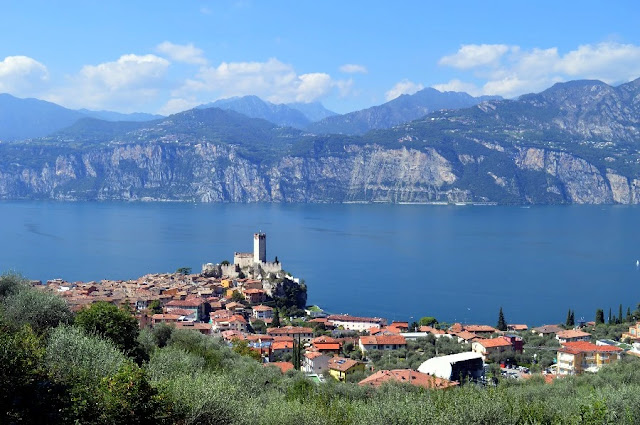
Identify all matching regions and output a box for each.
[202,233,283,279]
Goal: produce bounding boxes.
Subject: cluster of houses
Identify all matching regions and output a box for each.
[41,269,640,385]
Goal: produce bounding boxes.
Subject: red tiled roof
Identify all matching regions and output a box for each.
[508,324,529,331]
[169,308,196,316]
[272,341,294,350]
[419,326,447,334]
[359,369,458,389]
[304,351,326,359]
[465,325,497,333]
[476,337,512,348]
[328,357,362,372]
[166,299,202,308]
[243,288,265,294]
[267,326,313,335]
[556,329,591,339]
[312,336,340,344]
[314,343,341,350]
[252,305,273,312]
[266,362,294,373]
[246,334,274,342]
[454,331,479,340]
[559,341,623,354]
[360,335,407,346]
[151,313,181,320]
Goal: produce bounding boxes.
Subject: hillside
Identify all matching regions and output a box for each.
[2,79,640,204]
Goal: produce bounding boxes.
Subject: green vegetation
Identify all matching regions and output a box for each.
[4,271,640,424]
[496,307,507,331]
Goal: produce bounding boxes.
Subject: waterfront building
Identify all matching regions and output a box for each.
[326,314,387,331]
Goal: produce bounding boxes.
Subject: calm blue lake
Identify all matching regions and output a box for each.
[1,201,638,326]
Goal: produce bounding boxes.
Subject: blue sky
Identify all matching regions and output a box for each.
[1,1,639,114]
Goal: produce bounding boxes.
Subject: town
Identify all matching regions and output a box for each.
[39,233,640,388]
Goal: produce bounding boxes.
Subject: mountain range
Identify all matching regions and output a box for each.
[0,94,162,142]
[197,96,336,128]
[1,78,640,204]
[306,88,500,135]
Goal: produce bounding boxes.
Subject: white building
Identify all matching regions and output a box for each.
[303,351,331,374]
[417,352,484,382]
[326,314,387,331]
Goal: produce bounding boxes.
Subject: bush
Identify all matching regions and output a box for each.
[74,301,140,355]
[2,288,73,334]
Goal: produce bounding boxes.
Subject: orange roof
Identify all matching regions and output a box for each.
[476,337,512,348]
[267,326,313,335]
[243,288,265,294]
[229,314,247,324]
[166,299,202,308]
[304,351,327,360]
[559,341,623,354]
[245,334,274,342]
[312,336,340,344]
[556,329,591,339]
[266,362,294,373]
[465,325,497,333]
[454,331,479,341]
[272,335,294,342]
[328,357,362,372]
[360,335,407,346]
[359,369,458,389]
[314,343,341,350]
[169,308,196,316]
[152,314,181,320]
[419,325,447,334]
[272,341,294,350]
[252,304,273,311]
[508,324,529,331]
[175,322,211,330]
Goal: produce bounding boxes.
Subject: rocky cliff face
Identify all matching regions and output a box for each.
[3,77,640,205]
[0,140,636,204]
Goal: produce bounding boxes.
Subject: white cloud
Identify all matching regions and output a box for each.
[0,56,49,97]
[156,41,207,65]
[339,64,368,74]
[159,97,201,115]
[385,79,424,101]
[432,79,481,96]
[176,57,348,103]
[436,42,640,98]
[47,54,170,111]
[439,44,511,69]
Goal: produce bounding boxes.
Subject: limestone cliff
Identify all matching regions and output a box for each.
[0,140,637,204]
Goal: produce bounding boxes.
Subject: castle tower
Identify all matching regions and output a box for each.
[253,233,266,263]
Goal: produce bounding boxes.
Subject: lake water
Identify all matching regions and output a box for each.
[1,201,639,326]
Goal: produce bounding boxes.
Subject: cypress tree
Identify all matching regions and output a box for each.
[570,310,575,327]
[608,308,613,325]
[497,307,507,331]
[619,304,623,324]
[595,309,604,325]
[627,307,632,322]
[565,309,574,327]
[272,309,281,327]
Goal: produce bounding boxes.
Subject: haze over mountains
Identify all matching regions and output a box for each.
[0,87,499,142]
[2,78,640,205]
[0,94,161,141]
